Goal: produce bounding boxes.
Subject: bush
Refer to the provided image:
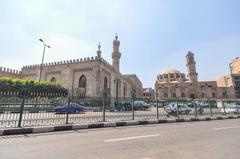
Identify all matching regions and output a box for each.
[0,77,68,97]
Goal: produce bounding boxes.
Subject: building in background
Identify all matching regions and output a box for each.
[142,87,155,101]
[0,35,143,98]
[155,52,238,100]
[229,57,240,98]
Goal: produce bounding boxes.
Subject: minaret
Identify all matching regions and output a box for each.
[112,33,121,72]
[186,51,198,82]
[97,42,101,58]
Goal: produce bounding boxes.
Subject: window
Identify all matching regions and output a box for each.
[79,75,86,88]
[103,77,108,97]
[181,93,185,98]
[164,93,168,98]
[212,92,216,98]
[123,85,127,98]
[78,75,87,97]
[172,93,176,98]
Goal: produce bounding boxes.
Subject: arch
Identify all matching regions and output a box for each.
[79,75,86,88]
[114,78,121,98]
[50,77,56,83]
[104,77,108,90]
[123,83,127,98]
[103,77,108,97]
[78,75,87,97]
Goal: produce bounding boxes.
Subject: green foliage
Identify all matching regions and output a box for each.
[0,77,68,97]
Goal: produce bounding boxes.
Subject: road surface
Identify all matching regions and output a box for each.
[0,119,240,159]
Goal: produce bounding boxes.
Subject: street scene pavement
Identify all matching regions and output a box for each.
[0,119,239,159]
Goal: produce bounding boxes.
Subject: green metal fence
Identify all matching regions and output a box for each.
[0,96,239,128]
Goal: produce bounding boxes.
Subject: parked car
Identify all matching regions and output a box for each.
[115,102,132,111]
[134,101,151,111]
[54,103,85,114]
[220,104,240,114]
[165,104,192,114]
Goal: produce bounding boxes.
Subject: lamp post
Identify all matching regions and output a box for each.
[39,38,50,82]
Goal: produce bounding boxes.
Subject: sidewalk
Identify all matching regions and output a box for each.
[0,115,239,136]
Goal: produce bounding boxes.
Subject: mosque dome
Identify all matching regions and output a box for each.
[157,67,186,83]
[162,67,181,74]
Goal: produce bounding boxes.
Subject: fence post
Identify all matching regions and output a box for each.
[222,100,226,116]
[176,100,179,118]
[66,96,70,124]
[209,100,213,117]
[18,97,25,127]
[103,96,106,122]
[132,97,134,120]
[194,101,198,117]
[156,99,159,119]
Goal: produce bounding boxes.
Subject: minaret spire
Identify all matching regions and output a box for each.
[186,51,198,82]
[112,33,121,72]
[97,42,101,58]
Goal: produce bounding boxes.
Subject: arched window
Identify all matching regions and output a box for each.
[104,77,108,90]
[103,77,108,97]
[123,84,127,98]
[78,75,87,97]
[50,77,56,83]
[79,75,86,88]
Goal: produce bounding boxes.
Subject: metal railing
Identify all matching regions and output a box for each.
[0,96,239,128]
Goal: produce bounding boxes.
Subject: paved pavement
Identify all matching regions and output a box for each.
[0,119,240,159]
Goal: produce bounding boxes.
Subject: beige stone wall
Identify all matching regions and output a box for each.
[155,79,235,99]
[231,57,240,74]
[216,87,235,99]
[123,74,143,98]
[216,75,233,87]
[19,56,142,98]
[0,67,22,79]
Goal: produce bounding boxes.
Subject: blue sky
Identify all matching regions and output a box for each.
[0,0,240,87]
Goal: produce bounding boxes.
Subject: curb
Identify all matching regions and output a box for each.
[1,115,240,136]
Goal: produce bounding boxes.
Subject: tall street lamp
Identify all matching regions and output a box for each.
[39,38,50,82]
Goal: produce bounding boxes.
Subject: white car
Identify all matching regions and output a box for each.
[164,104,192,114]
[220,105,240,114]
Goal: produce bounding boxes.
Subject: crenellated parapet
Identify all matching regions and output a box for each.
[0,67,22,75]
[22,56,100,69]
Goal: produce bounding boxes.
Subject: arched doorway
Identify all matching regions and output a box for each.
[78,75,87,98]
[123,83,127,98]
[103,77,108,97]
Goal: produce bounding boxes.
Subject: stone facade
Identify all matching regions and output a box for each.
[142,87,155,101]
[155,51,238,99]
[231,57,240,74]
[0,35,143,98]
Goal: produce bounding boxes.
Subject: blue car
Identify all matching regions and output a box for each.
[54,103,85,114]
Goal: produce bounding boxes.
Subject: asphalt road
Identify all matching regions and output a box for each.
[0,119,240,159]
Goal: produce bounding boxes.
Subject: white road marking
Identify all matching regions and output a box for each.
[213,126,240,130]
[104,134,159,142]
